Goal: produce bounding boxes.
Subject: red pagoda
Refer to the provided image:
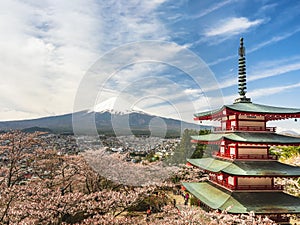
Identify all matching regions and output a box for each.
[183,38,300,224]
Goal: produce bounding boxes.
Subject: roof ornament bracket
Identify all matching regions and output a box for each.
[234,37,252,104]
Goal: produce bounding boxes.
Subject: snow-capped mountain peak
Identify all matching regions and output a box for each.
[91,97,146,115]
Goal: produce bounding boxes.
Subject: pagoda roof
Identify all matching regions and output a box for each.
[187,158,300,176]
[194,102,300,120]
[182,182,300,214]
[191,132,300,145]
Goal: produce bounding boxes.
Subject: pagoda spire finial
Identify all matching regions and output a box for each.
[235,37,251,103]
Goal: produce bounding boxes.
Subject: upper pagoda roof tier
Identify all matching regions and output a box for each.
[191,132,300,145]
[182,181,300,214]
[187,158,300,176]
[194,102,300,121]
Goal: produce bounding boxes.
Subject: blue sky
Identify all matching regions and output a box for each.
[1,0,300,132]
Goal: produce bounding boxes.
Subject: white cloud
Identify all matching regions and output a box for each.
[219,81,300,106]
[204,17,264,37]
[248,82,300,99]
[96,0,169,51]
[249,27,300,53]
[184,88,203,95]
[214,56,300,92]
[0,0,102,120]
[0,0,169,121]
[209,28,300,66]
[208,53,236,66]
[249,62,300,81]
[192,0,236,19]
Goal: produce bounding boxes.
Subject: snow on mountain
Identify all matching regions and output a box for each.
[91,97,146,115]
[0,96,205,134]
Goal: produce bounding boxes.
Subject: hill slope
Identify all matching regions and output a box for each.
[0,111,208,136]
[0,97,210,136]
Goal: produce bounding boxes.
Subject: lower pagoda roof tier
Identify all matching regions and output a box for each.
[191,132,300,145]
[187,158,300,176]
[194,102,300,121]
[182,182,300,214]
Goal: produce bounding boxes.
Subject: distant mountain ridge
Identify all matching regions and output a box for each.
[0,97,211,136]
[0,111,208,136]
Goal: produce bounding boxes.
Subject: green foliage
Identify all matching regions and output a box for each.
[271,146,300,159]
[190,129,210,159]
[128,193,169,212]
[168,129,210,165]
[144,151,156,162]
[190,196,200,206]
[191,142,204,159]
[170,174,181,184]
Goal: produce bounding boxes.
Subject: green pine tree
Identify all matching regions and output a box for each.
[168,129,209,165]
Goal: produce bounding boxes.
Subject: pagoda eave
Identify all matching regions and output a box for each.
[183,182,300,214]
[194,113,300,122]
[194,104,300,122]
[191,132,300,146]
[192,139,300,147]
[187,158,300,176]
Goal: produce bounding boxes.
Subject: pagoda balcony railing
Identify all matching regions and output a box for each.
[213,127,224,132]
[238,154,278,160]
[214,126,276,132]
[213,152,235,159]
[209,177,235,190]
[214,152,278,160]
[236,184,284,191]
[209,178,283,191]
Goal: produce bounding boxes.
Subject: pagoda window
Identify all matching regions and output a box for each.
[237,115,266,131]
[237,177,273,190]
[237,145,268,159]
[228,115,236,120]
[231,120,236,129]
[220,146,225,154]
[220,115,237,131]
[228,176,235,186]
[217,174,223,181]
[230,147,235,155]
[221,121,226,130]
[238,120,265,130]
[238,115,265,120]
[209,173,216,178]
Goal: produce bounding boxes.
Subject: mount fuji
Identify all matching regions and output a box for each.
[0,97,208,136]
[90,97,146,115]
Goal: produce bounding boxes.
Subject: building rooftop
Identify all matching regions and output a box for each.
[194,102,300,120]
[187,158,300,176]
[191,132,300,145]
[183,182,300,214]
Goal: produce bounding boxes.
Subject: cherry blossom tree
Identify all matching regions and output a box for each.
[83,149,179,187]
[0,131,277,224]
